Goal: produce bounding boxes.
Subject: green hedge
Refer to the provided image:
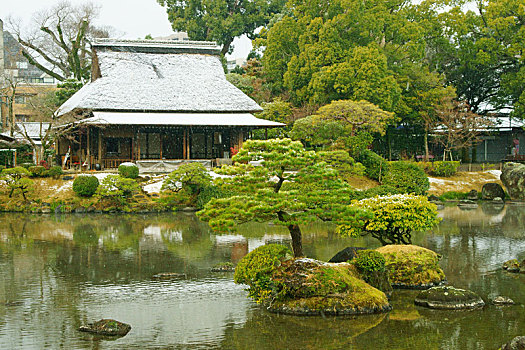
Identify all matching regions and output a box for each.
[382,161,429,195]
[118,163,139,179]
[29,166,47,177]
[46,166,64,179]
[355,149,389,181]
[73,175,99,197]
[416,161,460,177]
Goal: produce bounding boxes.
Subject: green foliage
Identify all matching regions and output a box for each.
[0,165,5,172]
[97,175,140,205]
[226,73,256,96]
[341,194,440,245]
[28,166,47,178]
[20,163,36,169]
[252,98,293,139]
[196,185,228,210]
[55,79,84,106]
[46,166,64,179]
[197,138,370,257]
[1,167,33,200]
[355,150,389,182]
[438,191,468,201]
[118,163,139,179]
[233,244,292,303]
[291,100,394,154]
[72,175,99,197]
[162,163,212,196]
[382,161,429,195]
[317,150,365,179]
[358,185,398,199]
[353,250,386,273]
[429,161,460,177]
[158,0,286,55]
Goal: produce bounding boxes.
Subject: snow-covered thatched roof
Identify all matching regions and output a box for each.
[56,39,262,116]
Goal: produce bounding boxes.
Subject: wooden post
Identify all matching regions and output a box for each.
[183,128,187,159]
[137,130,141,160]
[98,129,102,168]
[87,127,91,170]
[186,129,191,159]
[160,132,163,159]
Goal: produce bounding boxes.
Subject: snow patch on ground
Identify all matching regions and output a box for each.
[429,177,449,185]
[144,180,164,193]
[485,170,502,178]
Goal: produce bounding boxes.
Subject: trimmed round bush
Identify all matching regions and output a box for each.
[353,250,386,273]
[118,162,139,179]
[29,165,47,177]
[355,149,389,181]
[382,161,429,195]
[73,175,99,197]
[46,166,64,179]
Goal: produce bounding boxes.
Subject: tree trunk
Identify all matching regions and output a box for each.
[424,128,429,161]
[287,224,303,257]
[220,37,234,56]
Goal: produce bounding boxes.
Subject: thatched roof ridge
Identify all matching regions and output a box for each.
[56,40,262,116]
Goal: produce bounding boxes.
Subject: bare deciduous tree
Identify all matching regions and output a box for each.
[6,1,110,82]
[433,98,494,161]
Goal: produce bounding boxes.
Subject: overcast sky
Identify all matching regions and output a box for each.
[2,0,251,59]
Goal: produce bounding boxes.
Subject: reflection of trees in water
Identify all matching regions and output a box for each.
[160,214,214,261]
[220,309,386,349]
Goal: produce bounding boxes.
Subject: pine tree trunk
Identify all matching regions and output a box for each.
[287,224,303,257]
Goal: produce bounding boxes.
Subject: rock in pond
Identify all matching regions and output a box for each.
[211,262,235,272]
[493,296,514,305]
[152,272,187,280]
[501,336,525,350]
[467,189,479,201]
[482,183,505,200]
[503,259,521,273]
[376,245,445,289]
[79,319,131,336]
[414,286,485,310]
[501,162,525,200]
[457,200,478,210]
[328,247,366,263]
[267,258,392,316]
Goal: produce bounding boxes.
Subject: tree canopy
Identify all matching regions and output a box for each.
[197,138,369,257]
[157,0,287,55]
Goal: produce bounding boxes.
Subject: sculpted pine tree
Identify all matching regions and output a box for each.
[197,139,368,257]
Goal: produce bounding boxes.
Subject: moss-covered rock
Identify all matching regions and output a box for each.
[268,258,391,316]
[78,319,131,336]
[352,250,392,297]
[376,245,445,289]
[503,259,520,273]
[414,286,485,310]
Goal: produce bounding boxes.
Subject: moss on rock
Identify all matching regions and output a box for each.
[268,258,391,315]
[376,245,445,289]
[414,286,485,310]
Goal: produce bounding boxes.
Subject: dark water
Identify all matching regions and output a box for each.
[1,204,525,349]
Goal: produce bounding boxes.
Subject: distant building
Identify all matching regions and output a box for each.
[227,58,247,72]
[0,19,58,131]
[154,32,190,42]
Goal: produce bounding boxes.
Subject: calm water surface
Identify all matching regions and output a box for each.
[1,204,525,349]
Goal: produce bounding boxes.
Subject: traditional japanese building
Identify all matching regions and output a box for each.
[56,38,283,170]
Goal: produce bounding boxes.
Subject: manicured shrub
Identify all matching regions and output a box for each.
[29,165,47,177]
[46,166,64,179]
[340,194,440,245]
[20,163,35,169]
[73,175,99,197]
[118,162,139,179]
[1,167,33,200]
[355,149,389,181]
[430,161,460,177]
[163,163,212,194]
[353,250,386,273]
[196,185,227,209]
[0,165,5,172]
[317,150,365,178]
[234,244,292,303]
[97,175,140,205]
[382,161,429,195]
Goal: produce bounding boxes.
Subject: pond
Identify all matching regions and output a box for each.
[1,204,525,349]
